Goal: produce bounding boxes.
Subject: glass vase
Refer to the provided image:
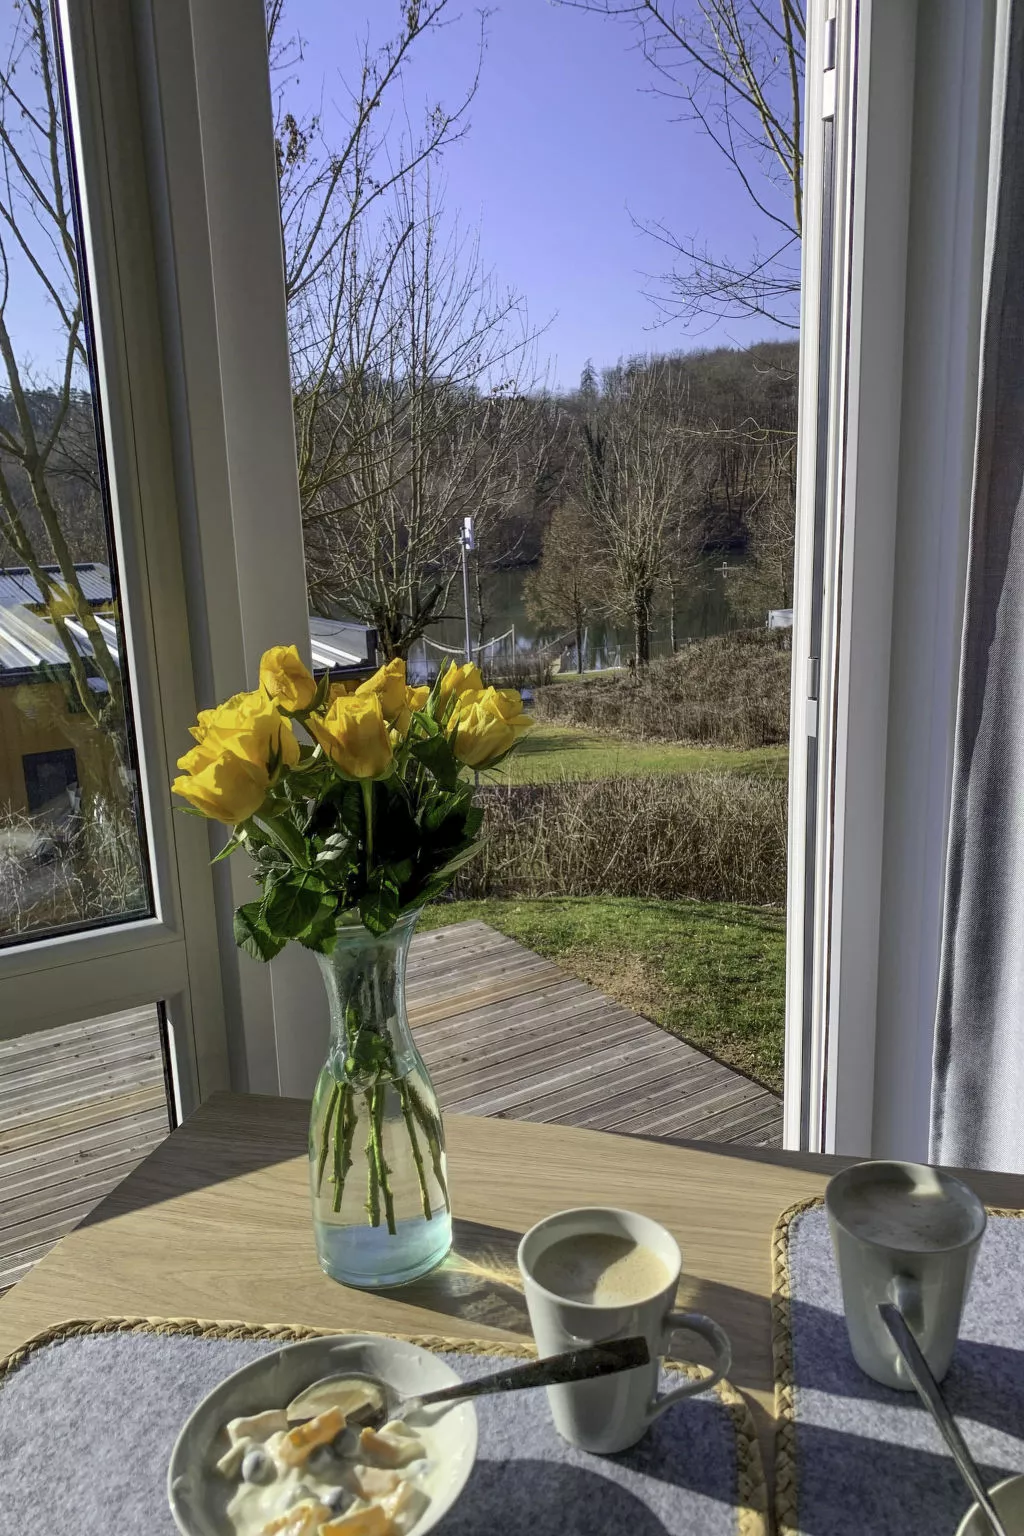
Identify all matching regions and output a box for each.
[308,910,452,1287]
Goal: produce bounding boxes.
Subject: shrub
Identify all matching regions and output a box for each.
[455,771,787,907]
[533,630,792,748]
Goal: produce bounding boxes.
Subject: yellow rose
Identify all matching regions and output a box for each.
[328,679,357,702]
[355,657,407,722]
[388,683,431,739]
[259,644,317,712]
[449,686,531,768]
[407,684,430,712]
[307,693,394,779]
[437,660,483,708]
[172,753,269,825]
[174,689,299,824]
[178,689,299,777]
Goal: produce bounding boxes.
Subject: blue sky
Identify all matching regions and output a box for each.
[6,1,796,391]
[279,0,795,391]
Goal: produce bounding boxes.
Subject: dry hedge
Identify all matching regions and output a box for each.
[533,630,792,749]
[456,772,787,907]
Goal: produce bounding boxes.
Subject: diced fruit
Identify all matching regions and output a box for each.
[216,1440,249,1478]
[381,1481,428,1534]
[242,1448,275,1484]
[279,1407,346,1467]
[228,1409,289,1446]
[319,1507,393,1536]
[358,1427,425,1469]
[349,1466,400,1499]
[258,1499,333,1536]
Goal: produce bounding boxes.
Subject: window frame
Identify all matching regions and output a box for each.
[785,0,998,1157]
[0,0,231,1120]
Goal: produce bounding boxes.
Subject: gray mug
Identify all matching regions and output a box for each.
[826,1160,986,1390]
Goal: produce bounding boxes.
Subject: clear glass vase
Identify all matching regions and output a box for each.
[308,910,452,1288]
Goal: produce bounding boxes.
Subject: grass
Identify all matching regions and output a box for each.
[419,895,786,1092]
[487,724,789,784]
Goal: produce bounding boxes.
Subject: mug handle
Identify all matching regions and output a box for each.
[646,1310,733,1422]
[888,1273,924,1334]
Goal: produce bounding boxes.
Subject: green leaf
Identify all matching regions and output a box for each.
[211,828,246,863]
[264,877,325,938]
[233,901,285,962]
[464,804,484,839]
[359,873,400,935]
[421,785,472,832]
[428,839,483,882]
[296,896,339,954]
[410,732,461,790]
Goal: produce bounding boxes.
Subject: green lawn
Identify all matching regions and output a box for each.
[486,723,789,784]
[419,896,786,1092]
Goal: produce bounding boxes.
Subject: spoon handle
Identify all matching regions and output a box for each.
[878,1303,1009,1536]
[415,1336,651,1409]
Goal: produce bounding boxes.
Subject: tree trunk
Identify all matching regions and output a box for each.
[575,618,584,675]
[669,581,678,654]
[633,586,652,666]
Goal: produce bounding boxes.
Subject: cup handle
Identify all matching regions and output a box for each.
[888,1273,923,1334]
[646,1310,733,1422]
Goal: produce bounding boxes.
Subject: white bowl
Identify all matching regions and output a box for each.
[167,1333,478,1536]
[955,1473,1024,1535]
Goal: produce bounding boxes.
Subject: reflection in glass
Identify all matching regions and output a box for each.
[0,3,151,944]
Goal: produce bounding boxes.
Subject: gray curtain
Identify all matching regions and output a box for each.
[931,2,1024,1171]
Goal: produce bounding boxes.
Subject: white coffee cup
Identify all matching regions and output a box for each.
[826,1160,987,1390]
[517,1206,732,1453]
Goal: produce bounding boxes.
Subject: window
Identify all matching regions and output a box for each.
[22,750,79,815]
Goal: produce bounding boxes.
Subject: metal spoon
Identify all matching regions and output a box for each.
[298,1335,650,1429]
[878,1303,1010,1536]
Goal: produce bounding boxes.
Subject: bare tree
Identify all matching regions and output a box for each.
[575,359,699,665]
[0,0,123,753]
[525,501,608,673]
[300,172,544,658]
[269,1,488,544]
[557,0,804,330]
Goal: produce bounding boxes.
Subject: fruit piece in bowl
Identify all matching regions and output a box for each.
[168,1335,478,1536]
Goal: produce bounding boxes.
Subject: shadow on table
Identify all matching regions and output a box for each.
[372,1218,533,1335]
[442,1458,672,1535]
[788,1294,1024,1442]
[779,1420,1019,1536]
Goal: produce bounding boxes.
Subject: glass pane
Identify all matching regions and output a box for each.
[0,1001,171,1292]
[0,2,152,946]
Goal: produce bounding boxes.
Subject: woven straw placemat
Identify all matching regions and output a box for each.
[771,1196,1024,1536]
[0,1315,768,1535]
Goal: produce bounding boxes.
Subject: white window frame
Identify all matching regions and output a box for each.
[786,0,1000,1158]
[0,0,332,1114]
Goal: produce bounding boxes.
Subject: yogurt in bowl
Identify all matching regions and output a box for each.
[168,1335,478,1536]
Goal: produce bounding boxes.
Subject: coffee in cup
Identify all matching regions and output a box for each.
[518,1207,731,1454]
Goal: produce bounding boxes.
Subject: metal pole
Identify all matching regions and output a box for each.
[461,533,472,665]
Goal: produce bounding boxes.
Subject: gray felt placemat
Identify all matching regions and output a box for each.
[0,1317,767,1535]
[772,1197,1024,1536]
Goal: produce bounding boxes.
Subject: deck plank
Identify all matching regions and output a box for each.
[408,921,782,1147]
[0,1007,170,1291]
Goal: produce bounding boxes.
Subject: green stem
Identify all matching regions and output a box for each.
[398,1079,432,1221]
[361,779,374,876]
[333,1086,356,1214]
[364,1089,381,1226]
[408,1083,451,1214]
[373,1082,397,1236]
[315,1082,340,1196]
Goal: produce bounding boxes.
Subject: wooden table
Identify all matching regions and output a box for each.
[3,1092,1023,1481]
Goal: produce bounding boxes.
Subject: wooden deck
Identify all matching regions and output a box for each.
[407,921,782,1148]
[0,919,780,1292]
[0,1006,170,1292]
